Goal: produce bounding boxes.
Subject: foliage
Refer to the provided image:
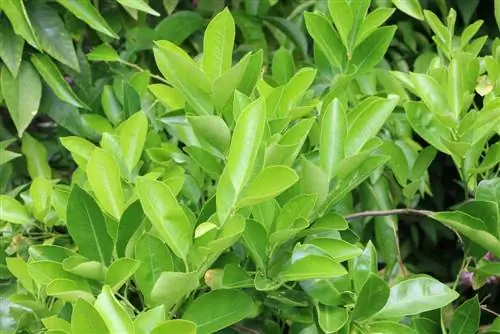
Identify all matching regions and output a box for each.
[1,0,500,333]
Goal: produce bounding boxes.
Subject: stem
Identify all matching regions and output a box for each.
[344,208,433,221]
[118,60,169,84]
[481,305,500,317]
[452,256,471,290]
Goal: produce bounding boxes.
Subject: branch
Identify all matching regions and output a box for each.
[344,208,433,221]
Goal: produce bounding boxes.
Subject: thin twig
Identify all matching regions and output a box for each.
[481,305,500,317]
[344,208,433,221]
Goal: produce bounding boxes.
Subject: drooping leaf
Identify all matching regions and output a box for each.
[392,0,424,20]
[134,305,166,334]
[316,304,348,334]
[105,258,140,293]
[22,132,51,179]
[152,320,197,334]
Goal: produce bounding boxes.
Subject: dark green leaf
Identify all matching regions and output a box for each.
[352,273,390,320]
[0,19,24,77]
[450,296,480,334]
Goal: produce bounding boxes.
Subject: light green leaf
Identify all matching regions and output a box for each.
[0,195,32,225]
[316,304,348,334]
[380,140,409,186]
[151,271,199,308]
[134,305,165,334]
[272,47,295,85]
[5,257,34,294]
[496,0,500,31]
[152,320,197,334]
[238,166,299,207]
[188,115,230,154]
[154,40,213,115]
[29,244,77,262]
[356,8,395,47]
[116,0,159,16]
[46,279,95,304]
[352,273,390,320]
[278,255,347,282]
[450,296,480,334]
[105,258,140,293]
[55,0,118,38]
[22,132,51,179]
[351,26,397,74]
[0,149,21,166]
[392,0,424,20]
[320,99,347,180]
[27,3,79,71]
[42,316,72,333]
[72,299,109,334]
[31,54,87,108]
[87,148,125,220]
[62,255,107,281]
[242,219,268,270]
[0,0,40,49]
[155,11,204,46]
[87,44,120,62]
[95,286,134,333]
[328,0,352,49]
[202,8,235,81]
[136,177,192,261]
[349,241,378,293]
[149,84,185,110]
[67,185,113,265]
[0,19,24,77]
[117,111,148,174]
[30,176,52,221]
[1,62,42,137]
[376,276,459,319]
[182,290,256,334]
[212,53,250,109]
[306,238,362,262]
[60,136,96,169]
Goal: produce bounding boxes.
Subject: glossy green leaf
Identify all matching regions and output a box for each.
[29,260,82,285]
[238,166,299,207]
[0,19,24,77]
[62,255,107,281]
[27,3,79,71]
[155,11,204,45]
[352,273,390,320]
[116,201,144,258]
[320,99,346,180]
[369,321,417,333]
[116,0,159,16]
[55,0,118,38]
[87,44,120,62]
[0,0,40,49]
[189,115,230,154]
[328,0,352,49]
[30,176,52,220]
[450,296,480,334]
[72,299,109,334]
[376,276,459,318]
[134,305,165,334]
[356,8,395,47]
[29,244,77,262]
[316,304,348,334]
[278,255,347,282]
[202,8,235,81]
[6,257,34,294]
[152,320,197,334]
[135,233,175,305]
[306,238,362,262]
[151,271,199,307]
[42,316,72,333]
[242,219,268,270]
[264,16,308,59]
[105,258,140,293]
[117,111,148,174]
[60,136,96,169]
[136,177,192,261]
[350,241,378,293]
[182,290,255,334]
[496,0,500,32]
[212,53,250,110]
[22,132,51,179]
[0,195,32,225]
[351,26,396,74]
[380,140,409,185]
[154,40,213,115]
[1,62,42,137]
[185,146,223,179]
[67,185,113,265]
[31,54,87,108]
[272,47,295,85]
[392,0,424,20]
[95,286,134,333]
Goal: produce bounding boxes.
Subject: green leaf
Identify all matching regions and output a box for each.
[238,166,299,207]
[432,211,500,258]
[152,320,197,334]
[30,176,52,221]
[351,26,397,75]
[117,111,148,174]
[306,238,362,262]
[376,276,459,319]
[352,273,390,320]
[495,0,500,31]
[31,54,87,108]
[0,0,40,49]
[1,62,42,137]
[278,255,347,282]
[22,132,51,179]
[42,316,72,333]
[67,185,113,265]
[392,0,424,20]
[320,99,347,180]
[356,8,395,47]
[105,258,140,293]
[116,201,144,258]
[188,115,230,154]
[380,140,409,186]
[316,304,348,334]
[134,305,165,334]
[350,241,378,293]
[95,286,134,333]
[87,44,120,62]
[116,0,159,16]
[136,177,192,261]
[345,96,399,156]
[60,136,96,169]
[154,40,213,115]
[72,299,109,334]
[55,0,118,38]
[27,3,79,71]
[450,296,480,334]
[135,233,175,305]
[272,47,295,85]
[476,179,500,205]
[62,255,107,281]
[242,219,268,270]
[182,290,256,334]
[275,194,317,232]
[202,8,235,81]
[369,321,417,333]
[220,264,254,288]
[212,53,250,110]
[328,0,352,50]
[0,19,24,77]
[6,257,34,294]
[151,271,199,308]
[29,260,84,285]
[0,195,32,225]
[46,279,95,303]
[263,16,308,60]
[304,12,345,70]
[155,11,204,45]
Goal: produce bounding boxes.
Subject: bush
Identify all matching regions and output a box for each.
[1,0,499,333]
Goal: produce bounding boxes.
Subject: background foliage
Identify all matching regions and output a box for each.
[1,0,500,333]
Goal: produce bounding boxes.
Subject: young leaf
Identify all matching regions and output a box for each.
[0,195,32,225]
[30,176,52,221]
[450,296,480,334]
[320,99,347,180]
[105,258,140,293]
[278,255,347,282]
[351,26,397,74]
[116,0,160,16]
[87,148,126,220]
[152,320,197,334]
[117,111,148,174]
[328,0,353,50]
[1,0,40,49]
[134,305,166,334]
[5,257,34,294]
[95,286,134,333]
[136,177,192,261]
[392,0,424,20]
[316,304,348,334]
[46,278,95,304]
[202,8,235,81]
[356,8,395,47]
[60,136,96,169]
[22,132,51,179]
[182,290,256,333]
[0,20,24,77]
[349,241,378,293]
[351,273,390,320]
[116,201,144,258]
[87,44,120,62]
[55,0,118,38]
[151,271,199,307]
[188,115,230,154]
[67,185,113,265]
[1,62,42,137]
[238,166,299,207]
[306,239,362,262]
[72,299,110,334]
[376,276,459,319]
[272,47,295,85]
[31,54,87,108]
[242,219,268,270]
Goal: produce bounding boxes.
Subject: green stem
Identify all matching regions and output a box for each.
[118,60,169,85]
[344,208,433,221]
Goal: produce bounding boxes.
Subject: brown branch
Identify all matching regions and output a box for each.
[344,208,433,221]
